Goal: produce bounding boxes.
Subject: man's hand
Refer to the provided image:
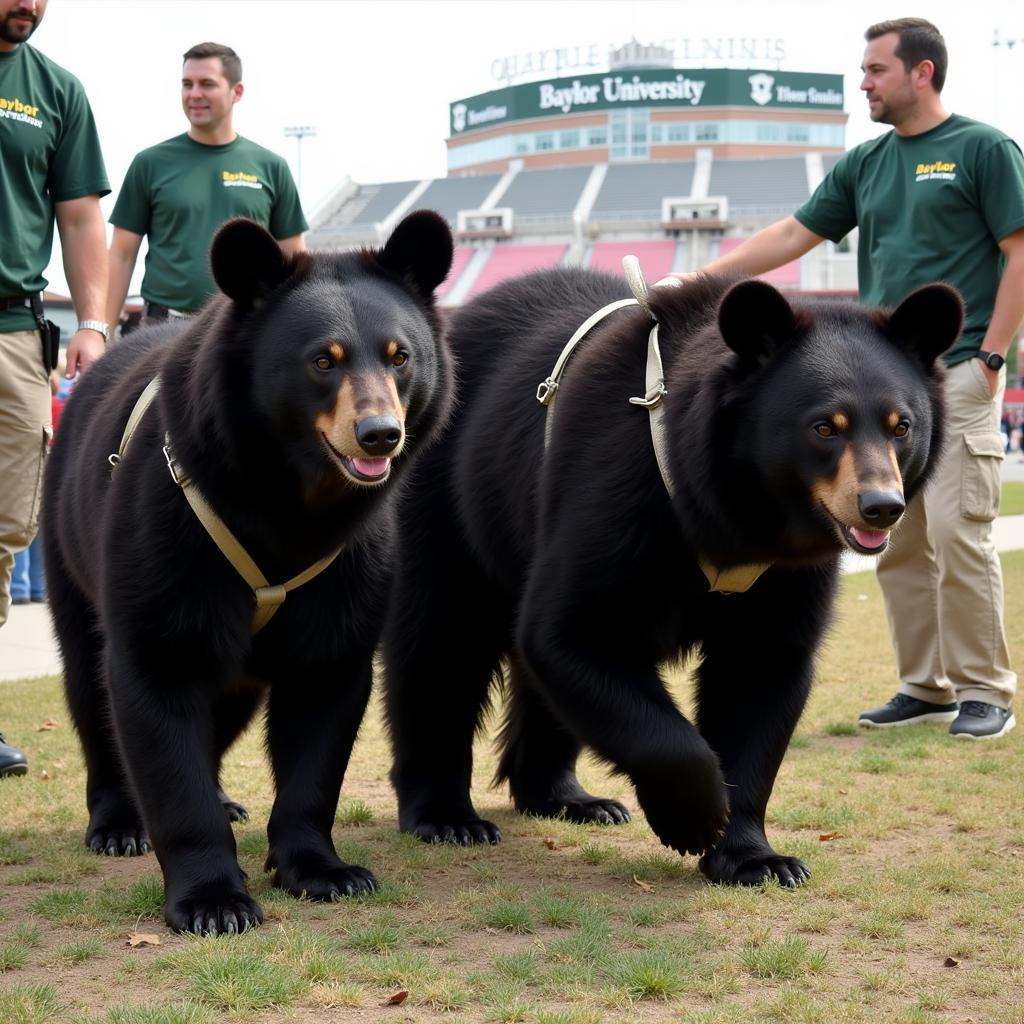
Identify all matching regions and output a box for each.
[65,327,105,377]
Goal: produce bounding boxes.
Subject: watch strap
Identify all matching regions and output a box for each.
[78,319,109,342]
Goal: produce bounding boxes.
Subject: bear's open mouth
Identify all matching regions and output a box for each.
[320,433,392,486]
[840,522,890,556]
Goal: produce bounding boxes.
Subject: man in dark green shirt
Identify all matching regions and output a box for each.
[106,41,307,328]
[0,0,110,776]
[667,17,1024,740]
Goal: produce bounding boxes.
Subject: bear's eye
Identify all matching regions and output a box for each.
[392,350,409,368]
[813,421,837,438]
[893,419,910,438]
[313,354,334,371]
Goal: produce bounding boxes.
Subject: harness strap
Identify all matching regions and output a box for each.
[112,375,343,633]
[537,297,639,448]
[163,441,342,632]
[108,376,162,472]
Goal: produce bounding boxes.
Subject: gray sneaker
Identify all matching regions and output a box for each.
[0,734,28,778]
[949,701,1016,740]
[858,693,959,728]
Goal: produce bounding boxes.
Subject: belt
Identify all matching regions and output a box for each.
[0,296,33,311]
[144,302,193,321]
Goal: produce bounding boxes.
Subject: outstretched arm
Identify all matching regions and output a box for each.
[664,215,825,283]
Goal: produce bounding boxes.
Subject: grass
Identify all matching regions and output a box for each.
[3,552,1024,1021]
[1001,480,1024,516]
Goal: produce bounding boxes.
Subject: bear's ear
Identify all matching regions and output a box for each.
[210,218,294,308]
[377,209,454,299]
[717,279,798,365]
[886,283,964,367]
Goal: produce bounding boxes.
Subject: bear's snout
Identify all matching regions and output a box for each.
[857,489,906,529]
[356,415,404,456]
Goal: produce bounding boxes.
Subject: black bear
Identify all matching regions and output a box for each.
[383,268,960,886]
[43,211,454,933]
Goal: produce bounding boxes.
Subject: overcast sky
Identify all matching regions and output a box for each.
[28,0,1024,295]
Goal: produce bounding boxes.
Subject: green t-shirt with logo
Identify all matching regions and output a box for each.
[795,114,1024,365]
[0,44,109,332]
[110,134,308,312]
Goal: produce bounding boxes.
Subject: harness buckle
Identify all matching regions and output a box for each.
[628,381,667,409]
[162,441,189,487]
[536,378,559,405]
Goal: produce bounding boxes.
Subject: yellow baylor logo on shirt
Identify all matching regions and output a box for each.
[0,96,43,127]
[222,171,264,190]
[915,161,957,182]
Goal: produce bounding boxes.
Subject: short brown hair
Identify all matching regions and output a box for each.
[865,18,947,92]
[182,42,242,87]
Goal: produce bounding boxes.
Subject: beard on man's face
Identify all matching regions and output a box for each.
[0,9,39,45]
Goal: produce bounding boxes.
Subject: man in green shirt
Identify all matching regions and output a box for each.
[666,18,1024,739]
[0,0,109,776]
[106,42,307,328]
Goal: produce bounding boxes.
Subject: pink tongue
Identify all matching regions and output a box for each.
[850,527,888,550]
[352,457,390,478]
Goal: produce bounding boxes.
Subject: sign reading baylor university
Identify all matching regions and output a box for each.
[450,68,843,134]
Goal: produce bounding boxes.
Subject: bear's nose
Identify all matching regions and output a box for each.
[858,489,905,528]
[356,415,403,456]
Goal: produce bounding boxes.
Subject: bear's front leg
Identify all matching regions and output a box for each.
[694,570,835,887]
[105,645,262,933]
[517,591,729,859]
[264,663,377,900]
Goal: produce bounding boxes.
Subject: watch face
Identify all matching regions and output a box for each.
[988,353,1005,370]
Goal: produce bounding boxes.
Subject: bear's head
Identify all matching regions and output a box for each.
[710,279,962,560]
[204,210,454,502]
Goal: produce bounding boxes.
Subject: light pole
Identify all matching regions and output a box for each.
[992,29,1023,134]
[284,125,317,198]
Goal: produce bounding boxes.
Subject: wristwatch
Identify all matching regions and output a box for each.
[975,350,1005,370]
[78,319,109,342]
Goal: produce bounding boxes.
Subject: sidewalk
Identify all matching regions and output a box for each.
[4,514,1024,684]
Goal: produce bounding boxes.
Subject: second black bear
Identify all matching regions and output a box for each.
[383,268,960,886]
[44,211,454,932]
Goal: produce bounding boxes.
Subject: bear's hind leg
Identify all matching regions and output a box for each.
[49,568,149,856]
[498,656,630,826]
[212,687,263,823]
[383,514,509,845]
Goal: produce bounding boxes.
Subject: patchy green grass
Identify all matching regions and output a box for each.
[3,552,1024,1021]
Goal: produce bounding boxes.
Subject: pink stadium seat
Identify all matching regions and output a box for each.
[435,245,474,299]
[468,244,568,297]
[718,237,801,287]
[588,240,677,281]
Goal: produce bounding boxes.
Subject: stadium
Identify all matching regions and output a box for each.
[306,39,860,306]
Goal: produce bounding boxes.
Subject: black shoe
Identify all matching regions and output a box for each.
[949,701,1016,740]
[858,693,959,728]
[10,596,29,606]
[0,734,28,777]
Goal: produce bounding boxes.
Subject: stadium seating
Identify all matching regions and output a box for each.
[466,244,568,297]
[435,245,474,300]
[588,239,677,279]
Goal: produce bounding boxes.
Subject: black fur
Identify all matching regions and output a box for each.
[43,211,454,932]
[383,267,960,886]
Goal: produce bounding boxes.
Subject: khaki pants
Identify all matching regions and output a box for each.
[0,330,52,627]
[876,358,1016,708]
